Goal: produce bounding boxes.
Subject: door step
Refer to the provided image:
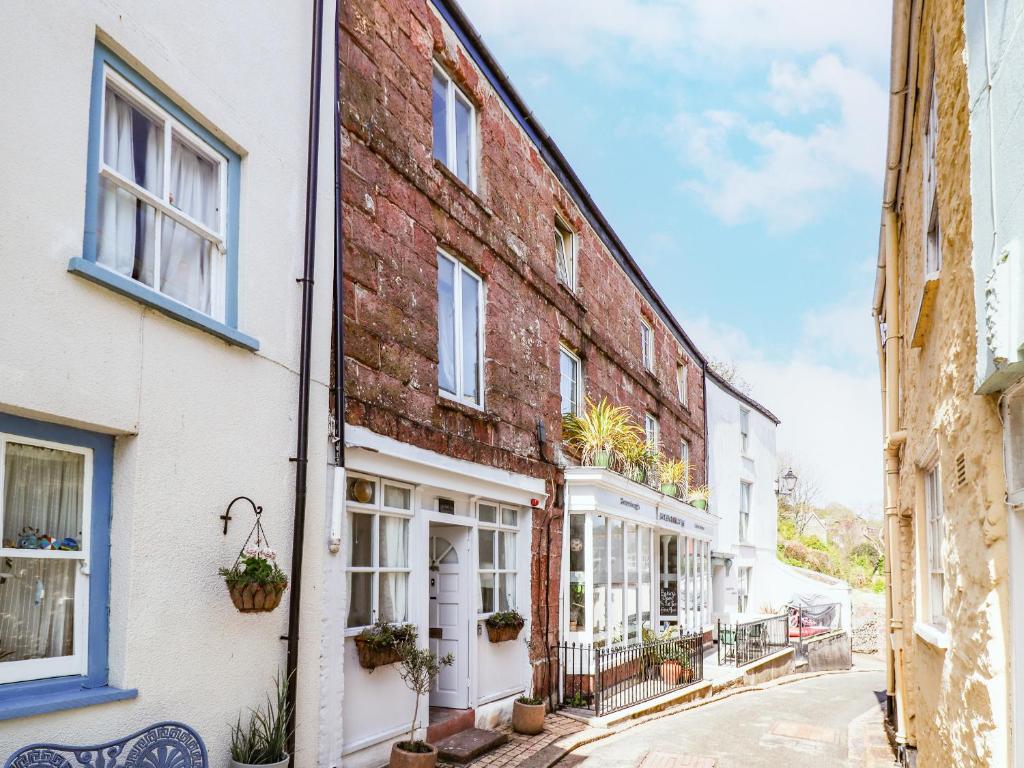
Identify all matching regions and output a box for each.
[427,707,476,744]
[434,728,508,764]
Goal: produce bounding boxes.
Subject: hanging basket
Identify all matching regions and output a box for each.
[227,581,287,613]
[354,636,404,670]
[485,621,524,643]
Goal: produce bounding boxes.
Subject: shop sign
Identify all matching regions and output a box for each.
[657,511,687,530]
[619,497,641,511]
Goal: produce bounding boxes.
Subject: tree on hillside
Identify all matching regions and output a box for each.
[776,455,822,535]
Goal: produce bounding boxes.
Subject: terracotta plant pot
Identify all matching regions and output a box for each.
[660,660,682,686]
[485,621,524,643]
[512,700,546,735]
[231,756,289,768]
[690,499,708,510]
[354,636,404,670]
[227,581,287,613]
[660,483,678,497]
[390,742,438,768]
[681,667,695,684]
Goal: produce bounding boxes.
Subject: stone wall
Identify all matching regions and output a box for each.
[888,0,1012,764]
[337,0,706,688]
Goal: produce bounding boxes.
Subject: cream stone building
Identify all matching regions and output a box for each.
[874,0,1024,765]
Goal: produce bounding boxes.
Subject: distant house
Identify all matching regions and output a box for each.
[801,512,829,543]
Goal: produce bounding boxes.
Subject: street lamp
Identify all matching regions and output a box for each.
[779,469,798,497]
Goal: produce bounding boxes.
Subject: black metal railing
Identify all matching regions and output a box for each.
[554,633,704,717]
[788,602,841,655]
[717,613,789,666]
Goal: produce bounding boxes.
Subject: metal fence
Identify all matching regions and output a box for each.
[717,613,789,666]
[554,633,704,717]
[789,602,841,655]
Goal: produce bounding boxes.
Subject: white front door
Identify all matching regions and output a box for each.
[429,526,469,709]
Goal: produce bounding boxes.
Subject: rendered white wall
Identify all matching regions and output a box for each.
[0,2,336,765]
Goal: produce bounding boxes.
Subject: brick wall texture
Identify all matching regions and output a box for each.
[888,0,1011,764]
[337,0,706,692]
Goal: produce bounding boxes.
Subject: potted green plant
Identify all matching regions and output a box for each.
[220,545,288,613]
[391,645,454,768]
[619,436,655,484]
[354,619,417,671]
[659,640,693,686]
[512,696,545,735]
[687,484,712,510]
[658,459,689,498]
[562,398,641,468]
[230,672,291,768]
[484,609,525,642]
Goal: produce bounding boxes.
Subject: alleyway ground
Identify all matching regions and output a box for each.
[566,660,893,768]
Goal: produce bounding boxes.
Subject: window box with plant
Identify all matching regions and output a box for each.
[484,609,525,643]
[512,696,545,735]
[354,619,418,671]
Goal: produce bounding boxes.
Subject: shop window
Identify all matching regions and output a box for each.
[345,473,413,629]
[568,514,586,633]
[592,514,607,647]
[477,502,518,614]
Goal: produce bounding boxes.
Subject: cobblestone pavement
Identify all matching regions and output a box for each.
[438,714,587,768]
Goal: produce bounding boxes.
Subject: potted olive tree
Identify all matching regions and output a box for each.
[391,645,454,768]
[230,673,291,768]
[512,696,545,735]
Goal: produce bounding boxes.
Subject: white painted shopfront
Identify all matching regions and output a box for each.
[561,467,716,647]
[337,426,546,768]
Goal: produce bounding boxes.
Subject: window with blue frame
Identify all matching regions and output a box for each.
[69,43,256,351]
[0,413,131,720]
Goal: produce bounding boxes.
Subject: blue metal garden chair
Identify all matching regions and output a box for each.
[3,721,207,768]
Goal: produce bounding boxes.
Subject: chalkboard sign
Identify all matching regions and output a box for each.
[660,585,678,615]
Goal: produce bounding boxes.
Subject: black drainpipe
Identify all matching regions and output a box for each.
[333,0,345,468]
[286,0,325,761]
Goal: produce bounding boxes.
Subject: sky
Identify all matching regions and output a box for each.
[457,0,892,513]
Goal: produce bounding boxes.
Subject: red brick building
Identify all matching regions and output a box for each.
[334,0,709,762]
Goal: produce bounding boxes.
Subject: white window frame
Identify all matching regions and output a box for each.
[924,464,946,628]
[98,67,229,321]
[677,361,689,406]
[477,501,519,616]
[554,216,576,291]
[641,319,655,372]
[437,250,485,408]
[559,345,582,416]
[432,63,477,191]
[737,566,752,614]
[740,407,751,455]
[739,481,752,543]
[0,433,93,684]
[644,412,659,450]
[680,440,690,490]
[344,472,414,633]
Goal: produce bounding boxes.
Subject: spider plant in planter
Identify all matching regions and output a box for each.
[391,645,454,768]
[354,619,418,671]
[658,459,689,498]
[484,609,525,642]
[230,672,291,768]
[687,484,712,510]
[619,436,656,485]
[562,398,641,469]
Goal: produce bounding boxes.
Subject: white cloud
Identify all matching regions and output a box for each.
[669,54,888,230]
[682,298,882,511]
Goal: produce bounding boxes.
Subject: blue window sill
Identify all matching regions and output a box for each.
[68,257,259,351]
[0,684,137,721]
